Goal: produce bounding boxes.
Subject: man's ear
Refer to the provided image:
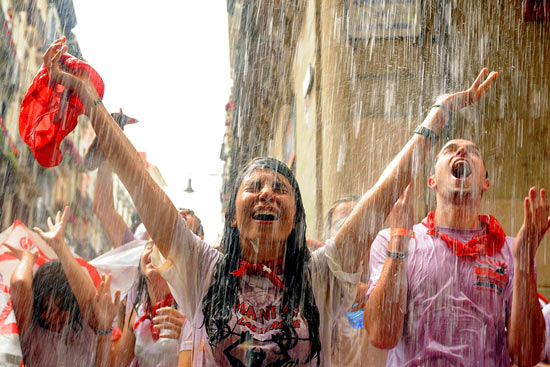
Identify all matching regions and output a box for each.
[482,178,490,193]
[231,217,237,227]
[428,175,437,190]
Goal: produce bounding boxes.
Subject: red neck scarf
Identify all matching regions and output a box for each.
[422,211,506,258]
[134,294,175,342]
[231,258,284,290]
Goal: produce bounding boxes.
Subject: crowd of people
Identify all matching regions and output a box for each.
[3,37,550,366]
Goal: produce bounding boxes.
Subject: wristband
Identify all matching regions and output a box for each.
[386,250,409,259]
[414,125,439,145]
[96,327,113,335]
[390,228,415,239]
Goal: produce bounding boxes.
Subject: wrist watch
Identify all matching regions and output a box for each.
[414,125,439,145]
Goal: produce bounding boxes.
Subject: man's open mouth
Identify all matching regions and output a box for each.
[452,161,472,179]
[252,211,279,221]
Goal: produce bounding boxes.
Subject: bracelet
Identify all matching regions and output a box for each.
[390,228,415,239]
[96,327,113,335]
[387,250,409,259]
[93,97,103,106]
[414,125,439,145]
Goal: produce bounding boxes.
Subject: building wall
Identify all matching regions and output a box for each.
[286,0,550,295]
[291,0,320,238]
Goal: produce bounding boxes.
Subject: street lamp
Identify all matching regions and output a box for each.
[184,178,194,193]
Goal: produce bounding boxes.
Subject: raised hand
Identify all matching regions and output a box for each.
[33,206,70,254]
[514,187,550,267]
[2,243,38,263]
[437,68,499,113]
[43,37,98,107]
[153,306,187,340]
[93,274,121,332]
[389,182,414,230]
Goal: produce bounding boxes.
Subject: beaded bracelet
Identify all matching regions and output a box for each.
[386,250,409,259]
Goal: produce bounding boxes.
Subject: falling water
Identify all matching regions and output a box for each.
[0,0,549,366]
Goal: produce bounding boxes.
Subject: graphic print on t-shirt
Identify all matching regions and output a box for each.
[215,297,313,367]
[474,256,509,294]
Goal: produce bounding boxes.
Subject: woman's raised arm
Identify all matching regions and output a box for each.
[43,38,181,257]
[334,68,498,273]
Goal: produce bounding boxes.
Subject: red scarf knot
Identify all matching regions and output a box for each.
[422,211,506,258]
[134,293,175,342]
[231,258,285,290]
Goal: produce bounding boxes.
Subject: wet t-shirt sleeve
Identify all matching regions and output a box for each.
[543,303,550,362]
[152,214,221,323]
[310,239,362,318]
[179,317,194,352]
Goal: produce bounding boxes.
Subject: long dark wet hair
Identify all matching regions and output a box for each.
[32,260,83,333]
[128,264,150,326]
[201,157,322,363]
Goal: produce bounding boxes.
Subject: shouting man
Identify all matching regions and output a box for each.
[364,139,547,367]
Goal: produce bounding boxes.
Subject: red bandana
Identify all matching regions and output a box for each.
[19,54,104,167]
[422,211,506,258]
[134,294,175,342]
[231,258,284,290]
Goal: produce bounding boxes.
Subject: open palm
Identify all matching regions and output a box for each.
[34,206,69,253]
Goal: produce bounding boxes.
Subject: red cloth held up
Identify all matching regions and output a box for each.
[421,211,506,258]
[19,54,104,167]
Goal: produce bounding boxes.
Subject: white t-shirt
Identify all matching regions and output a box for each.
[153,216,360,366]
[20,321,96,367]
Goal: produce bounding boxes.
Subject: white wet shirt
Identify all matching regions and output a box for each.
[153,215,361,366]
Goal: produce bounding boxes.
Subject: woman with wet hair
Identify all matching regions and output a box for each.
[43,37,497,365]
[5,209,120,367]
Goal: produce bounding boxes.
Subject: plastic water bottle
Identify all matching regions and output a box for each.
[345,303,365,329]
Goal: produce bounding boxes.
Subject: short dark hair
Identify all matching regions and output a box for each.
[179,208,204,237]
[325,195,360,237]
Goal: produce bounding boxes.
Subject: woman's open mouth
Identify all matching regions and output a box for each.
[252,210,280,221]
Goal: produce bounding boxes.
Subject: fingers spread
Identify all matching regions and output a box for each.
[471,68,488,89]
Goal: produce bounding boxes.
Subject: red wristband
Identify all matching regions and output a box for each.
[390,228,414,240]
